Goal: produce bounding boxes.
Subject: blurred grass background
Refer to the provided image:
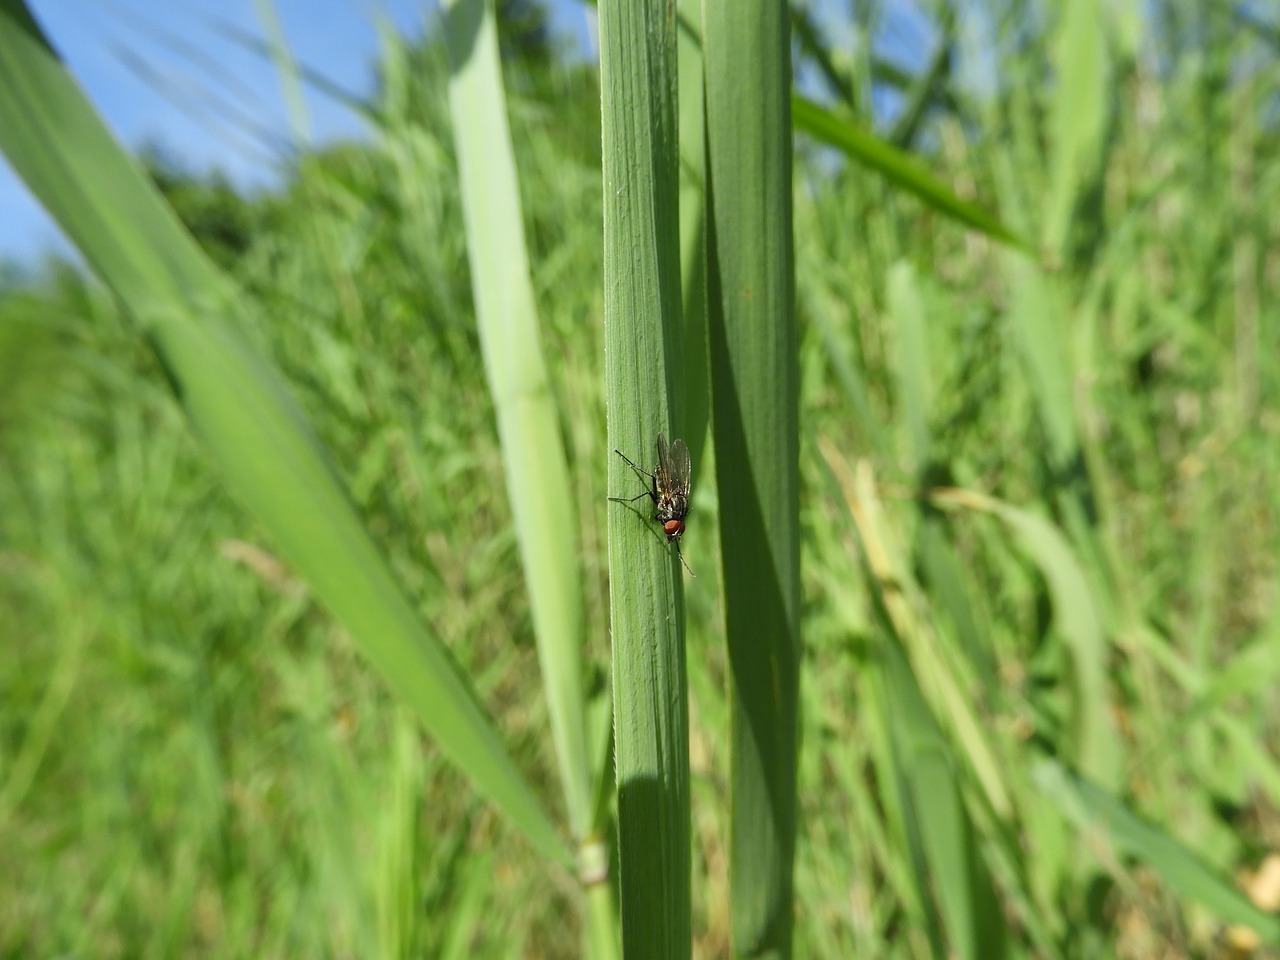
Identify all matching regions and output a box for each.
[2,0,1280,956]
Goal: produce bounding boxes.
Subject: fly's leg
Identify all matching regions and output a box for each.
[608,491,654,505]
[614,449,655,482]
[673,541,695,577]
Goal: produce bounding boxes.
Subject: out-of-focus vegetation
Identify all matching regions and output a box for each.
[1,0,1278,956]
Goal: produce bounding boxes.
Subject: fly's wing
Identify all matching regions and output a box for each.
[655,432,672,488]
[667,437,692,498]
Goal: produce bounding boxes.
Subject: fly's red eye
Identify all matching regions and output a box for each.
[663,519,685,541]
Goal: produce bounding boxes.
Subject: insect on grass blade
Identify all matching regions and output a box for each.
[609,433,695,576]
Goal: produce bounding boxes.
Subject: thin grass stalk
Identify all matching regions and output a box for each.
[837,458,1011,959]
[441,0,592,852]
[702,1,801,956]
[599,0,690,954]
[375,710,423,960]
[0,0,569,867]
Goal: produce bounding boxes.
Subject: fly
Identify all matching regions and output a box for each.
[610,432,695,577]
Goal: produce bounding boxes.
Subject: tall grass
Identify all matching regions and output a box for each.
[2,1,1279,957]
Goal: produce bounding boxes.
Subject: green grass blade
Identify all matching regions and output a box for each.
[933,488,1120,789]
[250,0,311,143]
[662,9,1021,251]
[987,503,1120,789]
[820,448,1012,959]
[804,281,891,455]
[1004,254,1079,473]
[441,0,592,848]
[599,0,691,954]
[677,0,709,470]
[375,710,424,960]
[829,453,1014,816]
[1042,0,1107,258]
[887,260,932,474]
[1034,760,1280,941]
[791,94,1026,249]
[703,3,801,956]
[882,639,1007,960]
[886,5,955,149]
[790,5,854,108]
[0,0,569,867]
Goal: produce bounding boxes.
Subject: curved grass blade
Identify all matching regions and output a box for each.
[1034,760,1280,942]
[930,488,1120,788]
[0,0,569,867]
[792,94,1026,250]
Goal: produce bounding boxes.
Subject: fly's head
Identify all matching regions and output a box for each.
[655,483,689,527]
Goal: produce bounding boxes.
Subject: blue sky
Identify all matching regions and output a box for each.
[0,1,943,267]
[0,0,595,265]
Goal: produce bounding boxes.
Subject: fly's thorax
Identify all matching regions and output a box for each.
[654,491,689,523]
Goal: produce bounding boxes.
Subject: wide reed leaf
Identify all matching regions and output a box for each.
[703,2,801,956]
[441,2,614,950]
[441,0,591,851]
[599,0,690,954]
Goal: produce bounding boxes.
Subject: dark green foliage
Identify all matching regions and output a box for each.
[141,145,270,271]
